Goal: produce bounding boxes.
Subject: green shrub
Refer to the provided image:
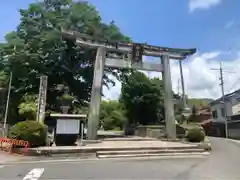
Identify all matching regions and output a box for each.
[18,94,37,120]
[8,120,47,147]
[61,94,74,101]
[186,128,205,142]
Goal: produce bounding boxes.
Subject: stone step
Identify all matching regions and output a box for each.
[96,148,205,156]
[97,151,210,159]
[102,137,158,141]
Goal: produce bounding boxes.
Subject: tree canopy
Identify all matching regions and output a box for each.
[0,0,130,123]
[0,0,194,128]
[100,100,127,131]
[120,71,164,125]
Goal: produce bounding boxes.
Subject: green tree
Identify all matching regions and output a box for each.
[18,94,38,120]
[187,98,212,108]
[100,100,127,131]
[188,105,201,123]
[120,71,164,125]
[0,0,130,123]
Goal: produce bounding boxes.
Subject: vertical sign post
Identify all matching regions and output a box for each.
[87,47,106,140]
[36,76,48,123]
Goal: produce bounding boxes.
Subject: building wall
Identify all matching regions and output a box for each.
[232,103,240,115]
[211,102,232,122]
[211,92,240,122]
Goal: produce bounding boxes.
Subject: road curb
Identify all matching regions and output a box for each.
[2,153,210,165]
[26,145,208,156]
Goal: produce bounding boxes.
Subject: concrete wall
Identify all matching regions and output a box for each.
[232,103,240,115]
[211,102,232,122]
[228,129,240,139]
[211,92,240,123]
[228,121,240,139]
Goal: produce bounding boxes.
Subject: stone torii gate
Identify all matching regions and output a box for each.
[62,31,196,140]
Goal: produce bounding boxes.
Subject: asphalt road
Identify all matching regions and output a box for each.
[1,137,240,179]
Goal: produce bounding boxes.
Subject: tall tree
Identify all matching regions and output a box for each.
[120,71,164,125]
[0,0,130,123]
[100,100,127,130]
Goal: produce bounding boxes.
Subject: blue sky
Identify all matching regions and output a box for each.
[89,0,240,53]
[1,0,240,99]
[1,0,239,51]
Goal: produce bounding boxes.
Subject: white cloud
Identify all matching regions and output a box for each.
[103,51,240,101]
[102,75,121,101]
[188,0,222,12]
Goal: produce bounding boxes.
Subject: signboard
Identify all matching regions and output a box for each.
[56,119,80,134]
[36,76,48,122]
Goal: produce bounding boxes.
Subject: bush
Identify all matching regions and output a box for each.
[8,120,47,148]
[186,128,205,142]
[18,95,37,120]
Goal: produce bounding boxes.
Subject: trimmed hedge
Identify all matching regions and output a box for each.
[8,120,47,148]
[186,127,205,142]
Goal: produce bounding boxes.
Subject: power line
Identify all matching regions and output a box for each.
[227,76,240,93]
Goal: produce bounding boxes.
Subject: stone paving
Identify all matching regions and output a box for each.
[31,139,197,151]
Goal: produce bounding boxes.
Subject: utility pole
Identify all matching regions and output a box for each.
[211,62,229,138]
[3,45,15,136]
[179,60,187,109]
[3,71,12,136]
[177,78,180,96]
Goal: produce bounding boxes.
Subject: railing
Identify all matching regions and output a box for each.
[0,137,29,155]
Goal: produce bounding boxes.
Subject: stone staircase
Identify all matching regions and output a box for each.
[96,146,209,159]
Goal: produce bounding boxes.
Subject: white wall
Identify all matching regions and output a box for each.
[232,103,240,115]
[211,102,232,122]
[211,92,240,122]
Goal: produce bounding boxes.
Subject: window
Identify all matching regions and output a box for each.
[221,108,225,117]
[212,110,218,119]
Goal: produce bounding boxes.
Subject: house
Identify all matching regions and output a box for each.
[209,89,240,123]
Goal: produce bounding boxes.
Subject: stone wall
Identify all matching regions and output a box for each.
[228,121,240,139]
[134,125,165,138]
[134,124,187,139]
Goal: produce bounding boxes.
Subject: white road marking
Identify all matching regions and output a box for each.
[0,165,4,168]
[23,168,44,180]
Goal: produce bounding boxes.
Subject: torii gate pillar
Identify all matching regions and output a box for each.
[161,55,176,139]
